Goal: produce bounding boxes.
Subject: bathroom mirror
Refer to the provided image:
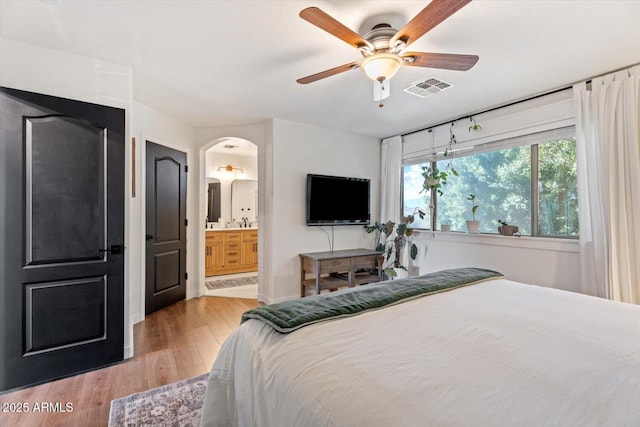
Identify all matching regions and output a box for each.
[231,179,257,222]
[206,178,221,222]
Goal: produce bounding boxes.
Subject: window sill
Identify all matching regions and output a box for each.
[413,230,579,253]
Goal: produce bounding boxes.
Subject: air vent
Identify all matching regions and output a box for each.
[223,144,238,149]
[404,77,453,98]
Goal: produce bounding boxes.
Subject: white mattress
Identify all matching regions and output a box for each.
[201,279,640,427]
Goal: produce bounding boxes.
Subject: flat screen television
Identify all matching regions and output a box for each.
[306,174,370,226]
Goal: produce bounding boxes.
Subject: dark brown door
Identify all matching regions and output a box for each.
[0,87,125,392]
[145,141,187,315]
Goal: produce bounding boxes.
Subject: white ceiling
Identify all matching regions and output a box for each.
[207,137,258,156]
[1,1,639,139]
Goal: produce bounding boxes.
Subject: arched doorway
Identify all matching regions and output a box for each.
[200,137,260,300]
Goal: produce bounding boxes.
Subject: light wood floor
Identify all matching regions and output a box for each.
[0,296,260,427]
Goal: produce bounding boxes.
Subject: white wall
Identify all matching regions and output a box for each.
[129,101,196,327]
[269,118,380,302]
[0,38,132,109]
[205,151,258,180]
[411,232,581,294]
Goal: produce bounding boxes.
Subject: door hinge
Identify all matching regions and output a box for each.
[185,165,188,173]
[185,272,188,280]
[185,219,188,226]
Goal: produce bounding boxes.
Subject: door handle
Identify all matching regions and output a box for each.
[145,234,154,241]
[98,244,123,255]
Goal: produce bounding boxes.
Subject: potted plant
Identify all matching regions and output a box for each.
[364,208,425,278]
[465,194,480,233]
[421,164,448,196]
[422,124,459,198]
[497,219,519,236]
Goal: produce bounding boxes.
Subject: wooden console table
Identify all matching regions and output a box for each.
[299,249,384,297]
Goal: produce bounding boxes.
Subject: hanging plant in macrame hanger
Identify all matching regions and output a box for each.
[444,122,458,177]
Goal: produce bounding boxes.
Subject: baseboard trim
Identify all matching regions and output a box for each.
[131,313,141,325]
[259,293,299,304]
[124,345,133,359]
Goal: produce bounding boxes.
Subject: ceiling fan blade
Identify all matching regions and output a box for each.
[402,51,479,71]
[391,0,472,48]
[297,61,360,84]
[299,7,373,50]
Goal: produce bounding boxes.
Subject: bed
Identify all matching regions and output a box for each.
[201,268,640,427]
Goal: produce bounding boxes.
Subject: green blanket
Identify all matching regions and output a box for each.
[241,267,503,333]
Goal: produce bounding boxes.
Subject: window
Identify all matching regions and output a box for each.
[403,163,431,229]
[436,145,532,233]
[402,130,578,238]
[537,138,578,237]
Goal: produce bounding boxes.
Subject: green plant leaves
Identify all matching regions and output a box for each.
[396,223,407,236]
[469,117,481,132]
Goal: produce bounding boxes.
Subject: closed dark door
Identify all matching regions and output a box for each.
[145,141,187,315]
[0,87,125,392]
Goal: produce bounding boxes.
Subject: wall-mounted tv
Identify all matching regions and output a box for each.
[306,174,370,226]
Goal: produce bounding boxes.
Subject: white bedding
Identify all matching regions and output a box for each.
[201,279,640,427]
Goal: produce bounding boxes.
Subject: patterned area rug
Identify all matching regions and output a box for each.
[205,275,258,290]
[109,373,208,427]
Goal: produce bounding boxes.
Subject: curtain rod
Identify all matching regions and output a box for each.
[398,85,571,139]
[395,61,639,140]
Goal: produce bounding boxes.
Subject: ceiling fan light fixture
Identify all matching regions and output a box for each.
[361,53,402,82]
[296,3,478,85]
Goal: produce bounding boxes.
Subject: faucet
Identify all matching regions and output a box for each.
[242,217,248,228]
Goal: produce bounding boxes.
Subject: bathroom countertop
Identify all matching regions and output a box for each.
[206,227,257,232]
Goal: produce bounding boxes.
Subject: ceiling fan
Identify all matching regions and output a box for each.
[296,0,479,103]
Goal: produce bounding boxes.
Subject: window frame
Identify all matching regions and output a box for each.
[402,126,578,239]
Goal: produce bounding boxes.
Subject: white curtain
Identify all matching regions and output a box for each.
[574,65,640,303]
[380,135,402,223]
